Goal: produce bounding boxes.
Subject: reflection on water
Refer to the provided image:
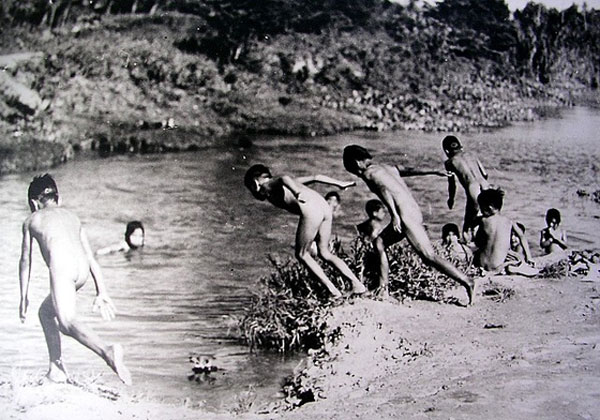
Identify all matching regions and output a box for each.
[0,107,598,410]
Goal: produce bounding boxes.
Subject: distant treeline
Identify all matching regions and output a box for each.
[1,0,598,88]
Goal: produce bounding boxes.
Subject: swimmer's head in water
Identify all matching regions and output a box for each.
[28,173,59,212]
[125,221,145,249]
[442,135,462,156]
[244,164,272,200]
[343,145,372,175]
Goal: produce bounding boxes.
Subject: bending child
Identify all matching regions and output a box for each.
[19,174,131,385]
[473,189,538,277]
[343,145,474,304]
[442,135,490,241]
[244,164,367,298]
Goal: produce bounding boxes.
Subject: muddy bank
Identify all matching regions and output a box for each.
[2,267,599,419]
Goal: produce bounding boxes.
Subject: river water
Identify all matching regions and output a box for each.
[0,106,598,411]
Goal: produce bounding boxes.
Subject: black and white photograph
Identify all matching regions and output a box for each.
[1,0,599,418]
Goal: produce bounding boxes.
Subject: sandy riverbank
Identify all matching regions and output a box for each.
[2,266,599,420]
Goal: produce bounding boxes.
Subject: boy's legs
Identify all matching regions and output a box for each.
[295,213,343,298]
[463,199,479,242]
[372,224,404,297]
[315,213,366,294]
[51,274,131,384]
[38,295,68,382]
[405,222,474,305]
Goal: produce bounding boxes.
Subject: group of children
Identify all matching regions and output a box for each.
[244,136,570,307]
[18,135,569,387]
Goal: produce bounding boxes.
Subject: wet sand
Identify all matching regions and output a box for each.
[3,268,599,419]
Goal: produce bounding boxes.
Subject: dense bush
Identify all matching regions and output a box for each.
[239,237,475,353]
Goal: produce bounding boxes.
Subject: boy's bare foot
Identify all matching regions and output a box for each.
[46,359,69,383]
[107,344,132,385]
[350,284,368,296]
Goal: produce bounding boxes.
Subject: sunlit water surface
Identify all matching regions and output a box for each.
[0,106,598,410]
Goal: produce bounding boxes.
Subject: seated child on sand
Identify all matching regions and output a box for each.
[18,174,131,385]
[540,208,568,255]
[441,223,472,264]
[473,188,538,277]
[96,220,145,255]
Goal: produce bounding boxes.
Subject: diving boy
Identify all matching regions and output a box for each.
[19,174,131,385]
[442,135,489,240]
[473,188,538,276]
[244,164,367,298]
[343,145,474,304]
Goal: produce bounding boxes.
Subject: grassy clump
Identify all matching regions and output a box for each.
[240,237,474,353]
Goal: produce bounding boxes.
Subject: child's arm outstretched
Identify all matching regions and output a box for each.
[18,221,33,323]
[80,227,117,321]
[96,242,128,256]
[396,165,446,178]
[296,174,355,189]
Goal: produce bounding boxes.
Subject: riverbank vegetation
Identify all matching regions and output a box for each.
[239,238,474,353]
[0,0,599,173]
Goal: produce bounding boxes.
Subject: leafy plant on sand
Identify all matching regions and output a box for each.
[240,236,475,353]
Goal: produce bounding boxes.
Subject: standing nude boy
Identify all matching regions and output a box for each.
[442,135,489,240]
[244,164,367,298]
[343,145,474,305]
[19,174,131,385]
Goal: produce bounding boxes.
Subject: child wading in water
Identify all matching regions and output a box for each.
[442,135,490,241]
[19,174,131,385]
[244,164,367,299]
[343,145,474,305]
[97,221,145,255]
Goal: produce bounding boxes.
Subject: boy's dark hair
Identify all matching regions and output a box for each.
[365,199,384,217]
[28,174,59,211]
[546,208,561,224]
[477,188,505,210]
[442,135,462,153]
[244,164,271,200]
[442,223,460,239]
[325,191,340,202]
[125,221,144,249]
[343,145,372,174]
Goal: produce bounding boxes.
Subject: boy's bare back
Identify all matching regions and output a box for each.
[474,213,513,270]
[25,207,90,284]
